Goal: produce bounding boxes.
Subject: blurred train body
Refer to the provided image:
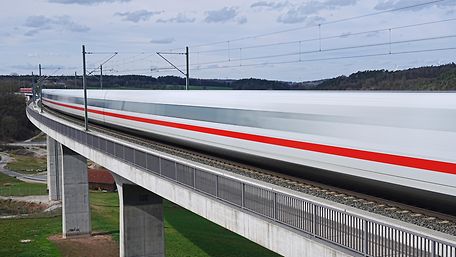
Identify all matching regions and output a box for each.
[42,89,456,212]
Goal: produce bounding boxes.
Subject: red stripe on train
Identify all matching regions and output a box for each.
[43,98,456,175]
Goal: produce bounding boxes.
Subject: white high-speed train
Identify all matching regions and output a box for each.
[41,89,456,207]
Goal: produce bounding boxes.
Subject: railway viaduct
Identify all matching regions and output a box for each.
[27,104,455,257]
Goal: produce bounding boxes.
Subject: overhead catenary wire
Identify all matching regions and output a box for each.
[190,17,456,55]
[112,47,456,73]
[114,46,456,75]
[163,0,448,51]
[149,34,456,71]
[182,47,456,72]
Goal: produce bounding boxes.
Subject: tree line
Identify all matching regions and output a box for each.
[3,63,456,91]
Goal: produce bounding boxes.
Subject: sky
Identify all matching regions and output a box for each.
[1,0,456,81]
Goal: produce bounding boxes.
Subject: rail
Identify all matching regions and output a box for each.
[27,106,456,257]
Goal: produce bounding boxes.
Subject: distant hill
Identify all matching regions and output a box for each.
[1,63,456,90]
[314,63,456,90]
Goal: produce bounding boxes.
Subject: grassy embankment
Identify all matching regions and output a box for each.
[0,185,279,257]
[6,154,47,174]
[0,172,47,196]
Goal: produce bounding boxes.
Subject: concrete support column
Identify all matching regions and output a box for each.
[114,175,165,257]
[46,136,62,201]
[61,146,91,238]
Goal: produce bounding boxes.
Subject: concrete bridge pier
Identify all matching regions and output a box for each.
[46,136,62,201]
[114,175,165,257]
[61,146,91,238]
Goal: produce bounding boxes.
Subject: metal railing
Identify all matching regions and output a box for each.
[27,106,456,257]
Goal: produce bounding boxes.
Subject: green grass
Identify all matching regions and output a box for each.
[90,191,120,241]
[89,192,279,257]
[6,154,47,174]
[164,201,279,257]
[0,172,47,196]
[0,216,61,257]
[0,191,279,257]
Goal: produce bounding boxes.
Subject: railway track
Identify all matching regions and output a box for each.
[43,106,456,236]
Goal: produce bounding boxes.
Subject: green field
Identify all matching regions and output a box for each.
[0,190,279,257]
[0,215,62,257]
[91,192,279,257]
[0,172,47,196]
[6,154,47,174]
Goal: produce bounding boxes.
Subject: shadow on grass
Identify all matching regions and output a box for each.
[92,230,119,236]
[164,201,279,257]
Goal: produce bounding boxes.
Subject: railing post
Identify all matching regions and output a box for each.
[312,204,317,236]
[273,192,277,220]
[215,175,219,198]
[192,168,196,189]
[363,220,368,256]
[241,183,245,208]
[431,240,436,257]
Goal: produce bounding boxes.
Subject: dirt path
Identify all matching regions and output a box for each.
[49,234,119,257]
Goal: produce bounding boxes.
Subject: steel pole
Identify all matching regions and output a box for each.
[100,65,103,90]
[31,72,35,105]
[82,45,88,131]
[39,64,43,112]
[186,46,189,90]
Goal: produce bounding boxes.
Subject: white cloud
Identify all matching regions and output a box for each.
[204,7,240,23]
[115,10,162,23]
[375,0,456,11]
[277,0,357,24]
[48,0,130,5]
[23,15,89,36]
[250,1,289,11]
[150,37,175,44]
[157,13,195,23]
[237,16,247,24]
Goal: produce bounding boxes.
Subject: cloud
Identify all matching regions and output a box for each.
[55,16,91,32]
[10,63,63,71]
[24,30,40,37]
[24,15,89,36]
[237,16,248,24]
[375,0,456,11]
[156,13,195,23]
[48,0,130,5]
[250,1,289,11]
[150,37,175,44]
[277,12,325,24]
[115,10,162,23]
[24,16,53,28]
[204,7,240,23]
[277,0,356,24]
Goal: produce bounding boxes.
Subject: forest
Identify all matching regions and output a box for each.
[0,85,38,142]
[3,63,456,91]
